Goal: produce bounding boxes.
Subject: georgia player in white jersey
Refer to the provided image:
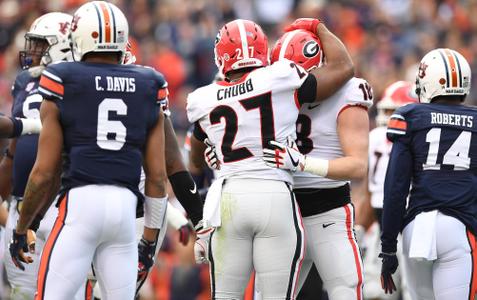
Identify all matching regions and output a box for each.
[262,29,372,300]
[188,18,354,299]
[354,81,417,300]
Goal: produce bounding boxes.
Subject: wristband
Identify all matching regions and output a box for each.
[303,156,329,177]
[144,195,168,229]
[20,118,42,135]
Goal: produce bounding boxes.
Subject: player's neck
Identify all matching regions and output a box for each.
[83,53,120,65]
[431,96,464,105]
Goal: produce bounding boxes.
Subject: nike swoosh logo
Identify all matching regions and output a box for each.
[322,222,335,228]
[288,151,299,167]
[190,183,197,194]
[308,103,320,110]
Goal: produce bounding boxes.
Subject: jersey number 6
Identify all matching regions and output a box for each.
[97,98,127,151]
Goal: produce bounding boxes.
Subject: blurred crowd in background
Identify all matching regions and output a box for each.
[0,0,477,299]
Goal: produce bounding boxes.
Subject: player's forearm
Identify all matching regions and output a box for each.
[0,149,14,199]
[327,156,367,180]
[16,169,54,233]
[0,203,8,227]
[0,117,14,138]
[310,24,354,101]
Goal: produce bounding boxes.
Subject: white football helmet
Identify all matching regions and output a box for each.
[20,12,73,69]
[376,81,418,126]
[71,1,128,62]
[415,48,471,103]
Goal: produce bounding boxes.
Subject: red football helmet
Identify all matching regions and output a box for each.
[376,81,418,126]
[271,29,323,71]
[214,19,269,77]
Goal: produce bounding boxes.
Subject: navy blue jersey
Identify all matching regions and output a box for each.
[38,62,167,200]
[11,68,42,197]
[381,102,477,253]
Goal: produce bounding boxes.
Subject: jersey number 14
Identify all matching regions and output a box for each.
[424,128,471,170]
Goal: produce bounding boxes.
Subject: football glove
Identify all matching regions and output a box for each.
[9,230,33,271]
[204,138,220,170]
[194,221,214,264]
[263,138,305,172]
[379,252,398,294]
[136,237,157,294]
[284,18,321,34]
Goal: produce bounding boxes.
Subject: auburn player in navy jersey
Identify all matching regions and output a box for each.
[380,48,477,300]
[8,2,168,299]
[0,12,94,300]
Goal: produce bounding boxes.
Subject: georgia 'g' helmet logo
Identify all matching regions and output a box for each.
[303,40,319,58]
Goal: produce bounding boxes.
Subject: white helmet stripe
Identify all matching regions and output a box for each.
[438,49,450,88]
[279,31,299,60]
[236,20,249,59]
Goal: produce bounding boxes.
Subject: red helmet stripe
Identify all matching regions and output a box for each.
[236,20,249,59]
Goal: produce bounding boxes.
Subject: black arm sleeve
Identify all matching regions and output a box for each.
[296,74,318,105]
[168,171,203,226]
[193,121,207,142]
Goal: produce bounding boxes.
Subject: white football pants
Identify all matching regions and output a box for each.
[402,212,476,300]
[296,203,364,300]
[209,179,305,300]
[35,185,137,300]
[4,197,89,300]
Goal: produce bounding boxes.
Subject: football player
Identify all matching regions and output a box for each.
[188,18,354,299]
[355,81,417,300]
[120,41,197,297]
[0,12,93,300]
[380,48,477,299]
[262,29,372,299]
[8,2,168,299]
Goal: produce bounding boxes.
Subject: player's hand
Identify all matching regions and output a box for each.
[284,18,321,34]
[136,237,157,294]
[26,229,36,254]
[9,230,33,271]
[204,138,220,170]
[263,137,305,172]
[379,252,398,294]
[194,222,214,264]
[178,221,194,246]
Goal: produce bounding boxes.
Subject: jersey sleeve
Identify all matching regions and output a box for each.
[38,66,65,101]
[386,105,413,143]
[157,82,171,117]
[381,139,413,253]
[337,78,374,117]
[269,59,310,90]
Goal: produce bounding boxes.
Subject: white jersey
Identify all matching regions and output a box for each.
[187,59,309,184]
[368,126,392,208]
[293,77,373,189]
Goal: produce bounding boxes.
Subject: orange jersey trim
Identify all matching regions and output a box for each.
[467,230,477,300]
[36,195,68,300]
[99,2,112,43]
[388,119,407,130]
[444,49,458,88]
[40,75,64,96]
